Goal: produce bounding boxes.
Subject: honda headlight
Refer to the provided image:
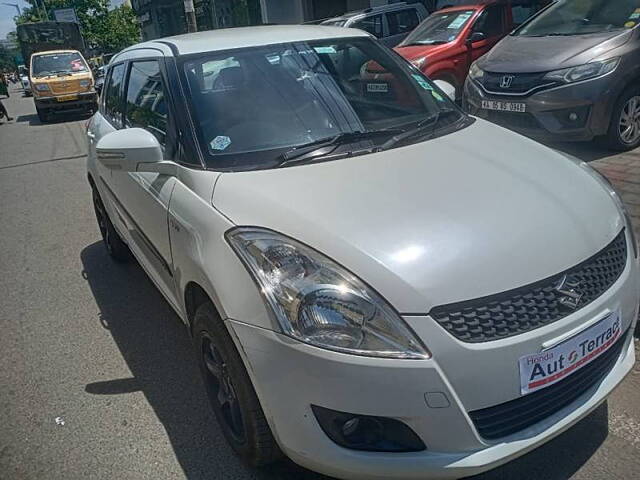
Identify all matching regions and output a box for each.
[34,83,49,91]
[227,228,429,359]
[468,62,484,81]
[544,58,620,84]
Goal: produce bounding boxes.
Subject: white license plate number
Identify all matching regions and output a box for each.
[518,311,622,395]
[367,83,389,93]
[481,100,526,113]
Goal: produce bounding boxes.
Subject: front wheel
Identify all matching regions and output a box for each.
[193,302,282,466]
[92,187,130,262]
[604,87,640,151]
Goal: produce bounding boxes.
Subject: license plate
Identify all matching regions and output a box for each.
[57,94,78,102]
[481,100,526,113]
[518,311,622,395]
[367,83,388,93]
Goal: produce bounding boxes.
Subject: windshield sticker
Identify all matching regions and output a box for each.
[210,136,231,151]
[412,74,444,101]
[630,12,640,19]
[448,13,471,29]
[313,46,336,54]
[625,21,636,28]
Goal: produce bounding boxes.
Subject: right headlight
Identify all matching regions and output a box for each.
[227,228,430,359]
[468,62,484,81]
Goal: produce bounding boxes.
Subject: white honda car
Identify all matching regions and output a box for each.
[86,26,639,480]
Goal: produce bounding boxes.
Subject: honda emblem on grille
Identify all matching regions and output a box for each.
[555,274,583,309]
[500,75,515,88]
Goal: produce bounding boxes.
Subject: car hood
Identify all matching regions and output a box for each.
[212,120,623,313]
[479,30,632,73]
[395,44,453,60]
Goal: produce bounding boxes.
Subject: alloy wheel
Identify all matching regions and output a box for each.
[619,95,640,145]
[201,337,246,443]
[93,194,112,253]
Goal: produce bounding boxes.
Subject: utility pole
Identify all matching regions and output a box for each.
[183,0,197,33]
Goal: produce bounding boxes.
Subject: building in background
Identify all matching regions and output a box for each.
[132,0,433,40]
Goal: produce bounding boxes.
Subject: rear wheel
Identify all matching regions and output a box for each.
[92,187,130,262]
[193,302,282,466]
[604,86,640,151]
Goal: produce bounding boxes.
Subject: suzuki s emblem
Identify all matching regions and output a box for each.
[555,274,583,310]
[500,75,515,88]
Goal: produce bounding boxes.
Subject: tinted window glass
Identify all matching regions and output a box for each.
[182,38,463,170]
[388,9,420,35]
[104,63,125,129]
[352,14,384,38]
[516,0,640,36]
[124,61,168,145]
[473,6,504,37]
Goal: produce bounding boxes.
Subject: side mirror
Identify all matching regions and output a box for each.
[96,128,175,175]
[434,79,456,101]
[467,31,486,44]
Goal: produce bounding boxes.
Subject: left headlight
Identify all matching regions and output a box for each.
[227,228,430,359]
[80,79,92,88]
[34,83,49,91]
[544,58,620,84]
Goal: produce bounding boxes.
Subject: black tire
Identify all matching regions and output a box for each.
[603,86,640,151]
[193,302,282,466]
[36,107,49,123]
[92,187,130,262]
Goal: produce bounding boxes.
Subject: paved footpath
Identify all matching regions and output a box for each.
[1,86,639,480]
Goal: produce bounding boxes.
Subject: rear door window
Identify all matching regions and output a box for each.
[124,60,169,146]
[352,14,384,38]
[387,9,420,36]
[103,63,126,129]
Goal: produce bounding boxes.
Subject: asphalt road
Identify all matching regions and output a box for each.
[1,86,640,480]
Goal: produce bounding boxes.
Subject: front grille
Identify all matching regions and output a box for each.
[478,71,558,95]
[430,231,627,343]
[469,329,628,440]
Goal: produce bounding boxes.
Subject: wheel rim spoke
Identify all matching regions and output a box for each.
[620,96,640,144]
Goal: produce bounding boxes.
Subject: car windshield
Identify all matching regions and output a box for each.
[515,0,640,36]
[401,10,476,45]
[32,52,88,77]
[182,37,465,170]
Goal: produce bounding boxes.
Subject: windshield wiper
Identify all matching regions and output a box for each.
[378,109,459,151]
[403,41,447,46]
[275,129,402,168]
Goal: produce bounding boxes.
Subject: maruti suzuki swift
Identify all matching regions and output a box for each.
[86,26,639,480]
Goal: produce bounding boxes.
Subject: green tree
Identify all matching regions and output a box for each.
[15,1,140,54]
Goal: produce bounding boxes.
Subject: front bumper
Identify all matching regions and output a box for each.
[463,72,621,142]
[34,91,97,112]
[228,236,639,480]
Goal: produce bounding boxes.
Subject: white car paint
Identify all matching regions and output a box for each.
[86,27,639,480]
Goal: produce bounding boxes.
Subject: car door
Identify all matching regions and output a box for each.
[468,4,507,63]
[107,57,180,309]
[385,8,421,47]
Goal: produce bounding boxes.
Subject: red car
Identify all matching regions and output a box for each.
[394,1,515,98]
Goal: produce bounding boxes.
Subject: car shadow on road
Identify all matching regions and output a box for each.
[16,112,92,126]
[80,241,329,480]
[80,240,610,480]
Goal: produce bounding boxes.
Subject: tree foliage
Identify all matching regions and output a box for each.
[14,1,140,54]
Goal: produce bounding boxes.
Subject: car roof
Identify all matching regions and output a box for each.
[322,1,421,22]
[437,0,502,12]
[125,25,371,57]
[32,49,81,56]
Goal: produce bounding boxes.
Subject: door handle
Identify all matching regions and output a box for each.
[87,131,96,139]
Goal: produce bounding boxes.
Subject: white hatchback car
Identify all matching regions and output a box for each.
[87,26,639,480]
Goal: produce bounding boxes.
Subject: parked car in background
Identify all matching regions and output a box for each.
[94,66,106,95]
[321,2,429,47]
[88,25,639,480]
[395,1,514,98]
[463,0,640,151]
[20,74,32,96]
